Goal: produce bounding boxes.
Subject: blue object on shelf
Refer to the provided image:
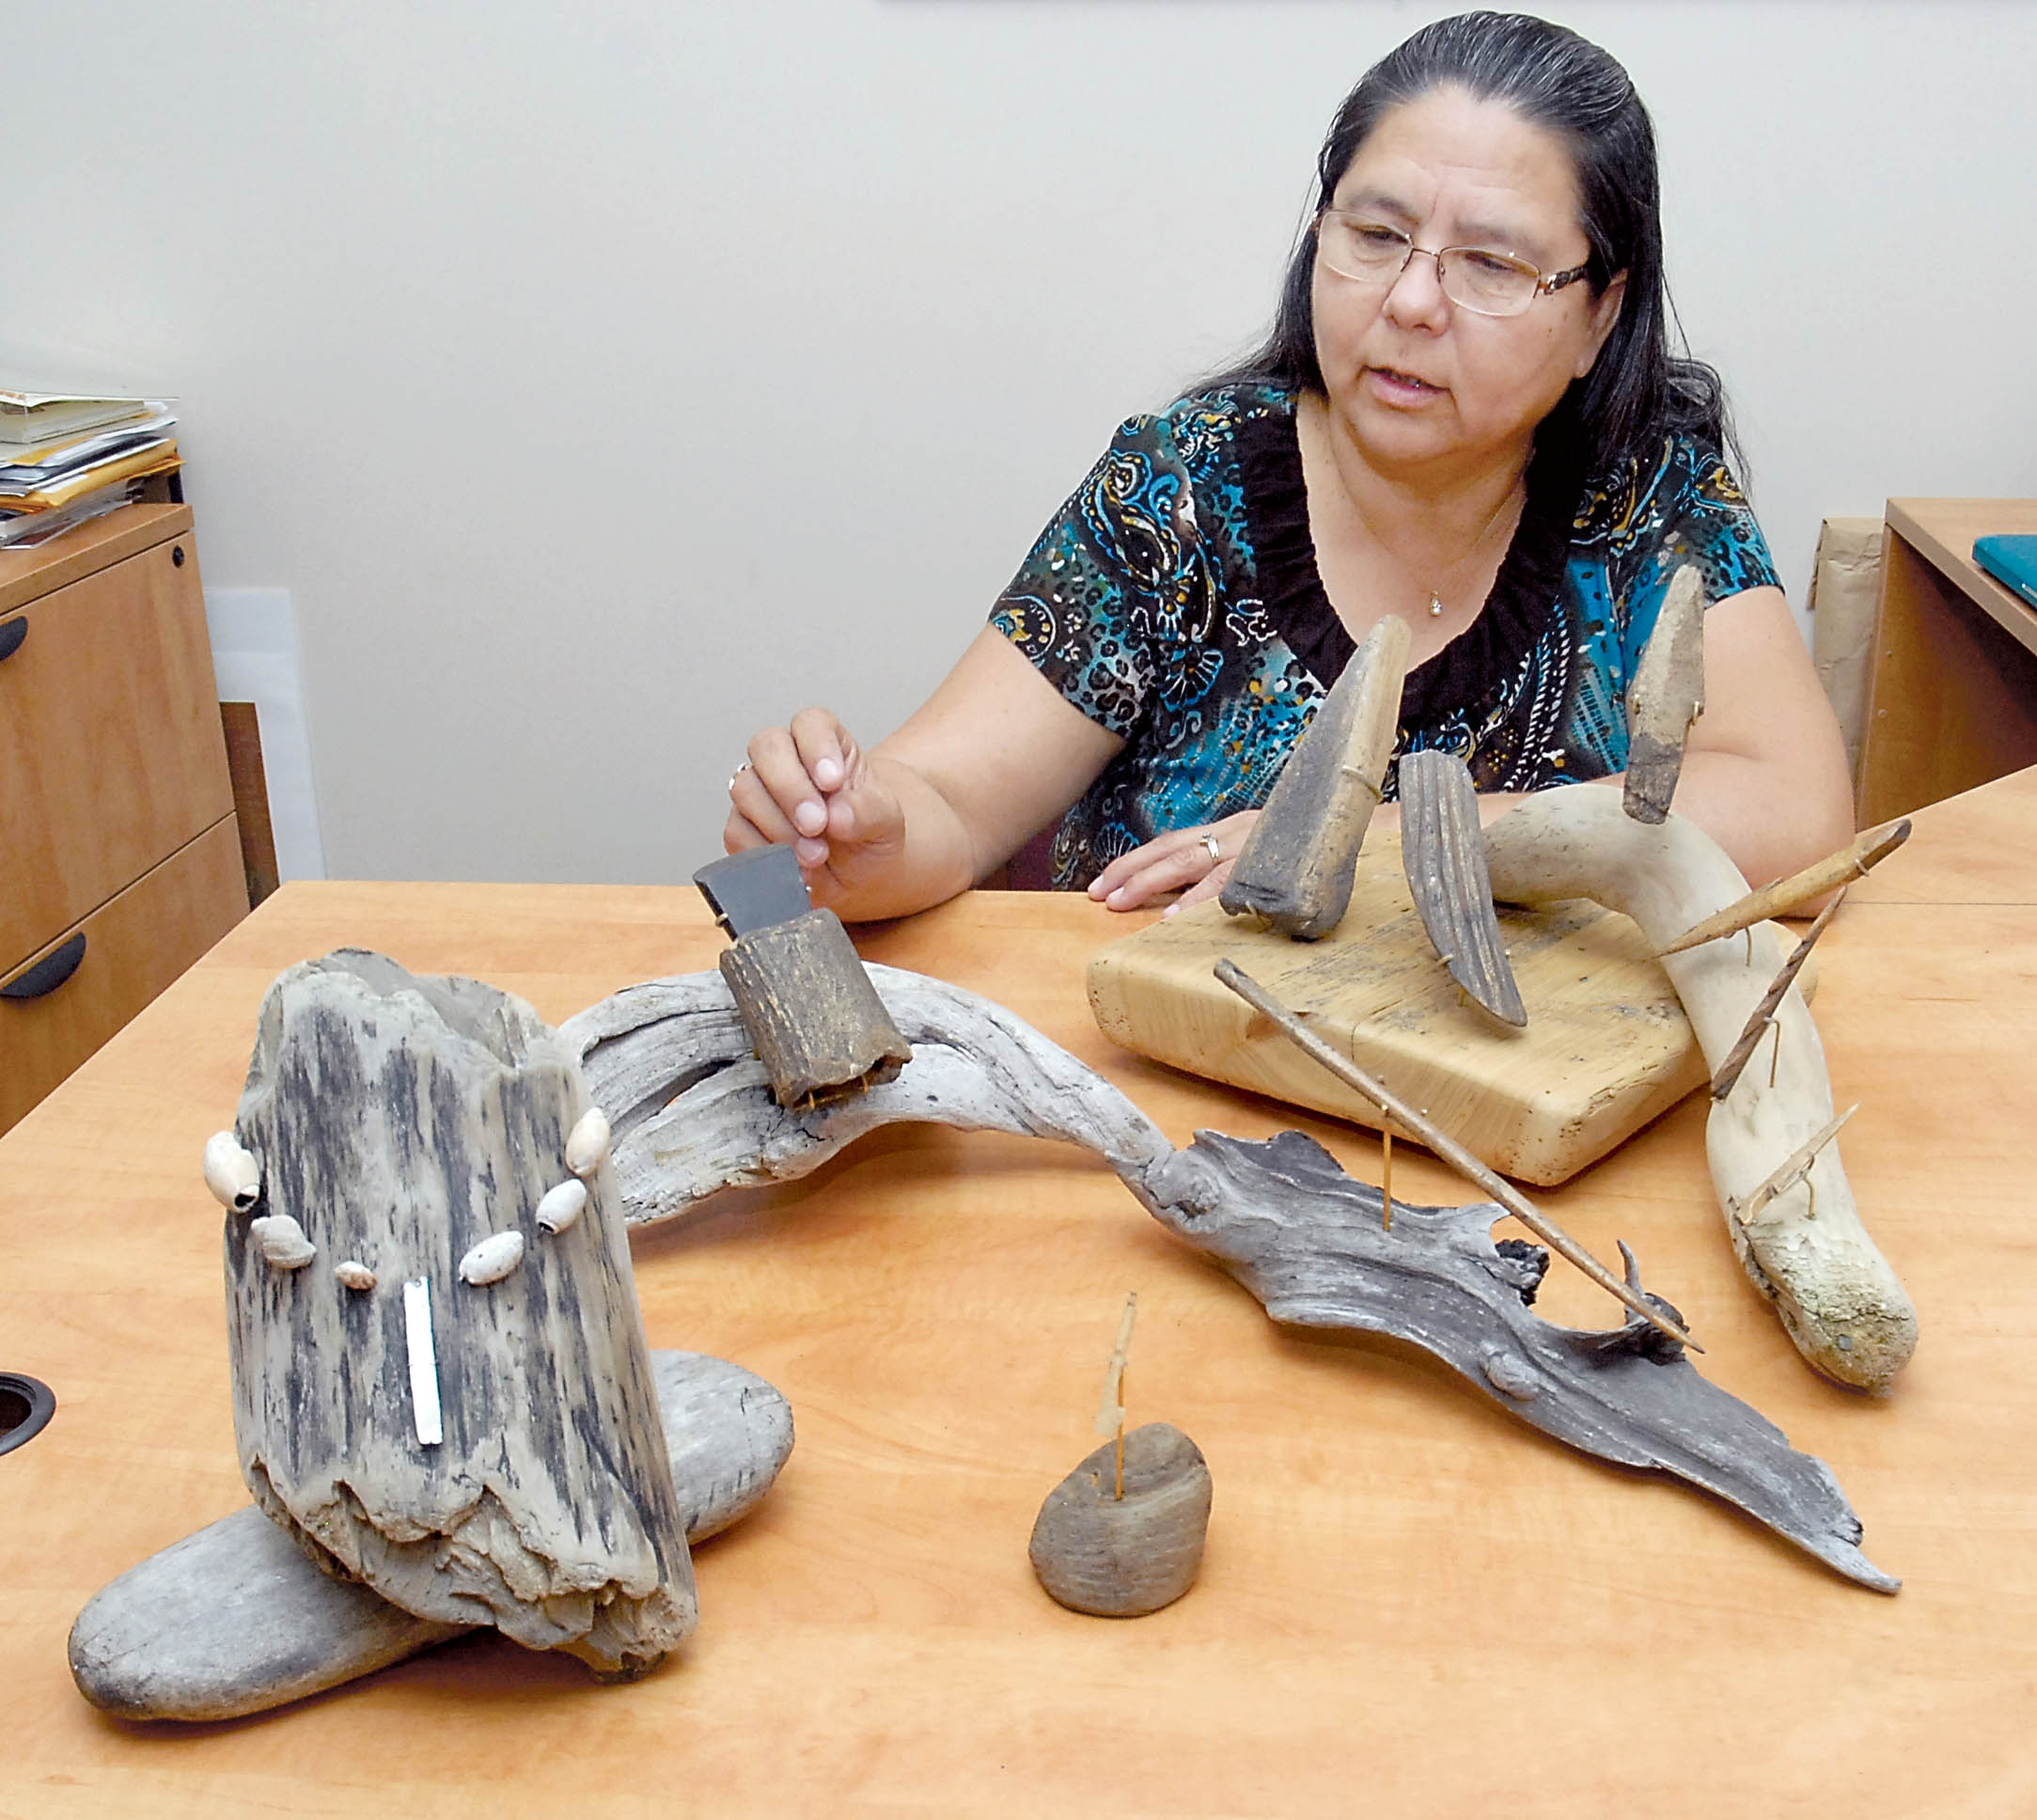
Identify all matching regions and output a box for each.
[1973,534,2037,611]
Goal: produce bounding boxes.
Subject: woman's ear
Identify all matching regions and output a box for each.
[1575,272,1627,378]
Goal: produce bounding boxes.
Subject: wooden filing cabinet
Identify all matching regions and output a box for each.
[0,504,249,1135]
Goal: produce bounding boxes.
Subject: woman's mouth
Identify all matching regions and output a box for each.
[1367,365,1443,398]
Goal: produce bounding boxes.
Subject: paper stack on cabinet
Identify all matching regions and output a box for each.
[0,389,179,549]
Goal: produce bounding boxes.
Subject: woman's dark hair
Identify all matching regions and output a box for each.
[1218,10,1733,478]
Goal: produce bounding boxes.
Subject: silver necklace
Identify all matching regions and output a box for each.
[1352,480,1523,619]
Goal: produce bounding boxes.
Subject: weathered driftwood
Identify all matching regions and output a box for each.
[1622,563,1707,824]
[1659,820,1911,956]
[1397,747,1526,1026]
[1029,1424,1213,1617]
[1484,789,1918,1390]
[1126,1128,1896,1592]
[1220,614,1409,938]
[1709,890,1845,1100]
[719,908,913,1108]
[561,965,1175,1230]
[70,1351,794,1722]
[228,950,694,1676]
[568,965,1893,1588]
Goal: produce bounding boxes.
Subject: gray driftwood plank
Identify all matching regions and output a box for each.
[70,1352,793,1723]
[1397,747,1526,1026]
[567,966,1896,1592]
[227,951,693,1676]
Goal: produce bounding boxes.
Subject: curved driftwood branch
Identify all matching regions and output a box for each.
[568,964,1893,1588]
[561,966,1174,1230]
[1483,788,1918,1391]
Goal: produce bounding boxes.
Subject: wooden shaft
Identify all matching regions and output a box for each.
[1709,890,1847,1101]
[1214,960,1698,1350]
[1659,822,1910,955]
[1381,1126,1393,1232]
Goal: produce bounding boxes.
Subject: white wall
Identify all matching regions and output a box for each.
[5,1,2032,884]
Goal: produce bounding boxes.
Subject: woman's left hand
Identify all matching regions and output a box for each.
[1086,812,1261,914]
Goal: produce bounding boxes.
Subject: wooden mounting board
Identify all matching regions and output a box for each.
[1088,835,1771,1186]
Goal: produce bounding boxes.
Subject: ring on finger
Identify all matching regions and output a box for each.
[1199,833,1222,865]
[729,761,751,791]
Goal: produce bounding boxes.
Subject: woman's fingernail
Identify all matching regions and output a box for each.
[793,801,827,837]
[814,757,844,790]
[1161,902,1179,919]
[795,837,828,865]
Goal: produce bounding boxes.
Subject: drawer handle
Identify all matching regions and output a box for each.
[0,616,24,666]
[2,934,86,1000]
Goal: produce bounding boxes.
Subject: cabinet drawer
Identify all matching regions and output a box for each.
[0,531,234,972]
[0,814,247,1136]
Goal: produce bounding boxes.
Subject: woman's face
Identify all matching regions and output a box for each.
[1310,85,1626,479]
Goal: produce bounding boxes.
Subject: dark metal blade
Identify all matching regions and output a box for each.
[693,845,812,941]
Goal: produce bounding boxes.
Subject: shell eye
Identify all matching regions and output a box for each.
[458,1231,525,1286]
[536,1180,587,1234]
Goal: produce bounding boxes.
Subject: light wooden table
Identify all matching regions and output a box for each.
[1858,497,2037,824]
[4,775,2036,1815]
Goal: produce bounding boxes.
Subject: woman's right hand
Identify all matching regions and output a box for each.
[724,708,908,906]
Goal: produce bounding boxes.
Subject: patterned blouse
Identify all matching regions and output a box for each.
[990,382,1779,890]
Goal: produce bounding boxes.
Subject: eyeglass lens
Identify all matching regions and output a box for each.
[1318,217,1538,317]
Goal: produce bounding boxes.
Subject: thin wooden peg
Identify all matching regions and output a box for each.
[1093,1293,1139,1500]
[1381,1125,1394,1232]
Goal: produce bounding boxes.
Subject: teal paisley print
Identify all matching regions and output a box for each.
[990,384,1778,890]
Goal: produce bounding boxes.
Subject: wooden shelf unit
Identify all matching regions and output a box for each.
[1857,497,2037,824]
[0,504,249,1134]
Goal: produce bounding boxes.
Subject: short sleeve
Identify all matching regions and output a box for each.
[1597,438,1782,673]
[990,412,1208,739]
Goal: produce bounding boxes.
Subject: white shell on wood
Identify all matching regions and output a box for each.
[565,1106,611,1178]
[202,1132,261,1213]
[248,1214,315,1270]
[536,1179,587,1235]
[334,1262,376,1292]
[457,1230,525,1286]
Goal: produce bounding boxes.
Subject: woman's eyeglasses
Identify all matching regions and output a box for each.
[1316,210,1590,318]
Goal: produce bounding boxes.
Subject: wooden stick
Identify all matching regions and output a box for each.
[1729,1105,1858,1226]
[1659,822,1910,955]
[1709,889,1847,1100]
[1381,1125,1393,1232]
[1214,960,1698,1351]
[1093,1293,1139,1498]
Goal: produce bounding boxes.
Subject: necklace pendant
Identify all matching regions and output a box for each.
[1428,592,1445,619]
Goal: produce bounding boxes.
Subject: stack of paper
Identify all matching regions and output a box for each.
[0,390,180,550]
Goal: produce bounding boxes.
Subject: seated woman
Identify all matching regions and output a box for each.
[727,10,1853,921]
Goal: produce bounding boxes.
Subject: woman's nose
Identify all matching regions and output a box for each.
[1383,247,1449,326]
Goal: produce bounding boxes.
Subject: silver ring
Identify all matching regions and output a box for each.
[1200,833,1222,865]
[729,762,750,791]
